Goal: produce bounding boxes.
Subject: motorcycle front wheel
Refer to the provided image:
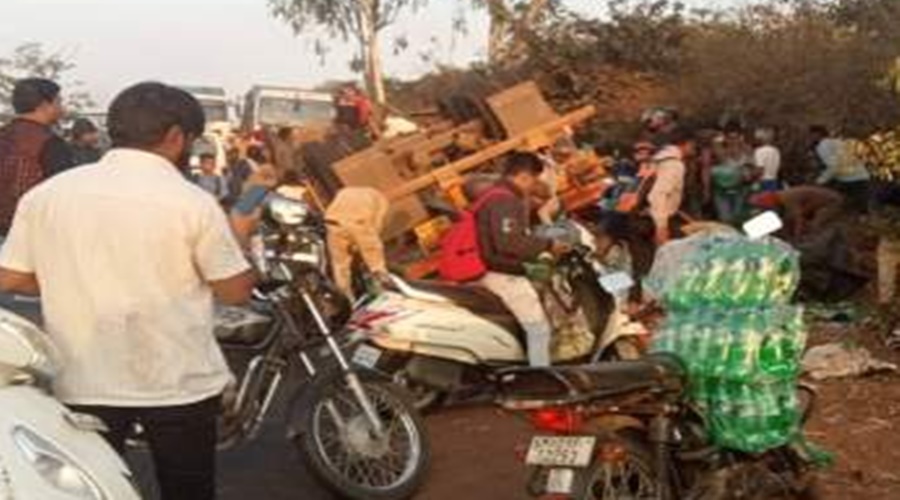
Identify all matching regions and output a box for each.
[291,371,431,500]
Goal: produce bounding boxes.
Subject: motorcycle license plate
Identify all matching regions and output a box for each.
[526,436,596,467]
[352,344,383,369]
[546,468,577,495]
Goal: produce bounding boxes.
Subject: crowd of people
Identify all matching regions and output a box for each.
[2,73,900,500]
[603,113,866,234]
[598,108,900,309]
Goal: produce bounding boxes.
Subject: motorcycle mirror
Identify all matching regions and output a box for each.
[743,211,783,240]
[598,272,634,294]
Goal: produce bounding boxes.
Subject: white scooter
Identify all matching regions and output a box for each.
[0,308,141,500]
[347,239,648,411]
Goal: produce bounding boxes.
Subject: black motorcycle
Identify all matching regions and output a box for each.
[496,355,820,499]
[210,194,430,500]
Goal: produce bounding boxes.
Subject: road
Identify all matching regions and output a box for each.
[130,400,532,500]
[0,296,534,500]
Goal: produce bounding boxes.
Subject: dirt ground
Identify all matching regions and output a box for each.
[804,317,900,500]
[415,311,900,500]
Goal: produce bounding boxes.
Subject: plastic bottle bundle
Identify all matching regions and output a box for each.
[649,233,807,454]
[646,233,799,310]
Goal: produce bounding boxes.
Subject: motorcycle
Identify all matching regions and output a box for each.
[346,223,649,411]
[207,194,430,500]
[497,355,819,499]
[497,213,820,499]
[0,307,141,500]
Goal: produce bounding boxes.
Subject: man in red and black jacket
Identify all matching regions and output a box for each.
[474,152,567,367]
[0,78,73,234]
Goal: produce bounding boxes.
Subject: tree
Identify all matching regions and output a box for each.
[471,0,557,64]
[675,3,900,131]
[0,43,94,114]
[269,0,425,105]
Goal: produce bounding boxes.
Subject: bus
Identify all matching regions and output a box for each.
[177,85,234,132]
[177,85,234,172]
[242,85,335,136]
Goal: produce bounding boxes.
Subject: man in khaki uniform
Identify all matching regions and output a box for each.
[325,187,390,299]
[750,186,844,241]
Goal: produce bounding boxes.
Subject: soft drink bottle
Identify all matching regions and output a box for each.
[759,313,789,379]
[703,318,728,378]
[725,312,759,382]
[728,383,761,451]
[756,255,777,303]
[756,383,782,448]
[782,306,806,368]
[688,311,711,372]
[703,258,728,307]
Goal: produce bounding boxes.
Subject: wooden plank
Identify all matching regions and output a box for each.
[383,120,483,158]
[385,105,597,201]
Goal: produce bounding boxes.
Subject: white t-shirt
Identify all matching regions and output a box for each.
[0,149,250,406]
[754,145,781,181]
[647,146,686,225]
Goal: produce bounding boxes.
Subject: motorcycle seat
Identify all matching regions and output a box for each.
[496,355,686,407]
[404,279,527,344]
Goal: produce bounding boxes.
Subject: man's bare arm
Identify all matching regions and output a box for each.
[209,269,256,305]
[0,268,40,296]
[229,211,260,250]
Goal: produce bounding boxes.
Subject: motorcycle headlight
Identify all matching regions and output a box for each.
[267,194,310,226]
[12,425,105,499]
[0,309,58,377]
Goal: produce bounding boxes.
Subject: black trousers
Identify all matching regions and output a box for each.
[830,179,871,214]
[70,395,221,500]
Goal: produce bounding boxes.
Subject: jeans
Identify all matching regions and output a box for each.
[831,180,871,214]
[480,272,552,367]
[713,190,747,225]
[70,396,221,500]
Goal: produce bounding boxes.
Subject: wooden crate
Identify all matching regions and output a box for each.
[486,82,559,138]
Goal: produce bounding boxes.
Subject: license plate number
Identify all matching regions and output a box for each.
[352,344,383,369]
[547,468,576,495]
[526,436,596,467]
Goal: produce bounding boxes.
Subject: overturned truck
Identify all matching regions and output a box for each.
[303,81,610,278]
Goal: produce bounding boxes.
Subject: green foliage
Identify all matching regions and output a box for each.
[268,0,427,46]
[482,0,900,177]
[0,43,94,113]
[679,2,900,129]
[528,0,686,73]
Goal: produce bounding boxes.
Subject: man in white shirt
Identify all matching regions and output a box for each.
[753,127,781,191]
[648,129,694,244]
[0,82,255,500]
[810,125,871,213]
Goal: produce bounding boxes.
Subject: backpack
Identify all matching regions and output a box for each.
[438,187,512,282]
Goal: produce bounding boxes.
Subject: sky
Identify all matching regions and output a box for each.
[0,0,741,109]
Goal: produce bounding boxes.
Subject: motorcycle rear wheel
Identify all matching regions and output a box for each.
[292,372,431,500]
[577,433,659,500]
